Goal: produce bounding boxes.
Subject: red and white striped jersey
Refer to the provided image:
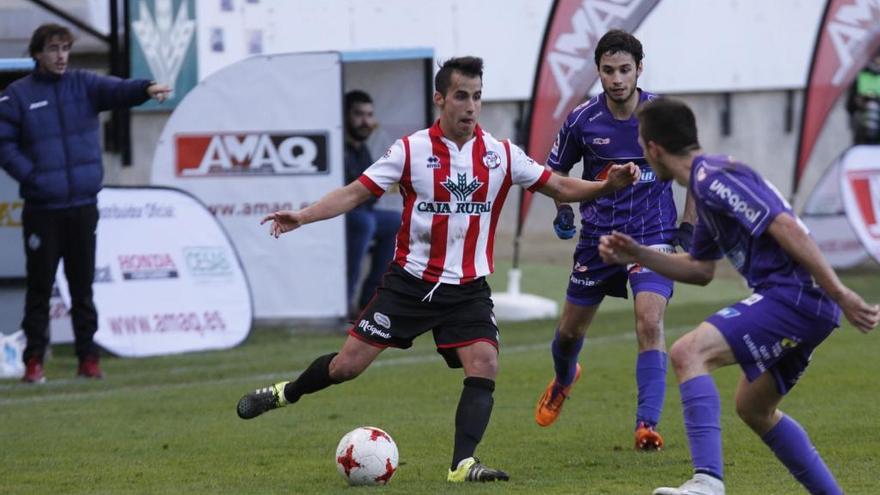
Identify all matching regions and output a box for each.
[358,122,551,285]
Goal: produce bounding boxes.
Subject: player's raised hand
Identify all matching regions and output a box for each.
[553,205,577,239]
[605,162,640,190]
[599,231,639,265]
[836,288,880,333]
[260,210,304,238]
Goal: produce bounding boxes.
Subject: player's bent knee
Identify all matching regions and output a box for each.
[461,352,498,379]
[635,319,664,348]
[735,401,775,433]
[465,358,497,379]
[668,336,700,374]
[557,322,587,340]
[635,319,662,336]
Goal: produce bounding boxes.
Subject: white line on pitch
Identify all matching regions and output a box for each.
[0,325,691,406]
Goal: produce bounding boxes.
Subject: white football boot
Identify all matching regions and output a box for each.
[653,473,725,495]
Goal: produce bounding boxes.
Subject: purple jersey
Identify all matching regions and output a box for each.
[548,90,677,245]
[689,155,840,324]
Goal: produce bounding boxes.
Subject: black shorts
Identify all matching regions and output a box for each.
[348,263,499,368]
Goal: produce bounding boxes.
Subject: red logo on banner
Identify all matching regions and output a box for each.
[848,170,880,239]
[118,253,179,280]
[175,133,328,177]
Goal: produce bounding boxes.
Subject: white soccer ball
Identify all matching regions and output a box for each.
[335,426,399,486]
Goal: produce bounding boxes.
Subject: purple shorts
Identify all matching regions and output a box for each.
[566,243,674,306]
[706,293,838,395]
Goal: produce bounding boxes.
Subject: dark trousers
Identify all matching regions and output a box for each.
[21,204,99,362]
[345,206,401,311]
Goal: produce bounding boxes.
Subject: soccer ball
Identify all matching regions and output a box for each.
[335,426,399,486]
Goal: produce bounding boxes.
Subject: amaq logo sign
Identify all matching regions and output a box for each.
[175,133,328,176]
[825,0,880,86]
[847,170,880,239]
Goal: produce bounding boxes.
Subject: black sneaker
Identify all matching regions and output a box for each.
[447,457,510,482]
[237,381,289,419]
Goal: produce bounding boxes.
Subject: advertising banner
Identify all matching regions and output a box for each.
[150,53,345,319]
[55,187,252,357]
[129,0,198,110]
[0,172,24,278]
[801,155,868,268]
[839,145,880,264]
[520,0,661,234]
[49,285,74,344]
[793,0,880,193]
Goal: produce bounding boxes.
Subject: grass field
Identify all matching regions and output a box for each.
[1,264,878,494]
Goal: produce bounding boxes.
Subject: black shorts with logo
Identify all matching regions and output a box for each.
[348,263,499,368]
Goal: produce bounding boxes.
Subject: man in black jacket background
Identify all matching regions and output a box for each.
[0,23,170,383]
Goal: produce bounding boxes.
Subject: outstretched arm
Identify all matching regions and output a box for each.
[767,213,879,333]
[538,163,639,203]
[599,231,716,285]
[550,170,570,209]
[261,180,373,237]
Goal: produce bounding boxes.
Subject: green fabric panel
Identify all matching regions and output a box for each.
[857,71,880,97]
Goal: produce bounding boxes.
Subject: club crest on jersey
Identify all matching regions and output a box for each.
[417,174,491,215]
[482,150,502,169]
[426,155,440,168]
[697,167,707,182]
[442,173,483,201]
[592,137,610,145]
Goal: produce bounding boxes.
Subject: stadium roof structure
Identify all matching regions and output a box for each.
[340,47,433,63]
[0,58,33,72]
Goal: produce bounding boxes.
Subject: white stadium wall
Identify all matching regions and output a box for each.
[102,0,863,267]
[110,0,838,193]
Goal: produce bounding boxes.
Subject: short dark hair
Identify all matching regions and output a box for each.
[434,56,483,96]
[344,90,373,114]
[594,29,643,67]
[29,23,74,60]
[637,98,700,154]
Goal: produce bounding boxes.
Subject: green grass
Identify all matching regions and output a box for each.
[1,269,878,494]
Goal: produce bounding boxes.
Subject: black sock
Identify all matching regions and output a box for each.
[451,376,495,470]
[283,353,339,403]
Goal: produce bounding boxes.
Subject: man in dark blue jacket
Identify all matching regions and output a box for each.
[0,23,170,383]
[343,90,401,317]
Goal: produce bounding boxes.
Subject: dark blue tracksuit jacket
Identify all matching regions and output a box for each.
[0,69,151,210]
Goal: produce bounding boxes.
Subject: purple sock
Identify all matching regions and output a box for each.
[680,375,723,480]
[635,350,667,428]
[551,329,583,386]
[761,415,842,494]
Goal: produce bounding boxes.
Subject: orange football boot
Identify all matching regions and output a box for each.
[534,363,581,427]
[635,421,664,451]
